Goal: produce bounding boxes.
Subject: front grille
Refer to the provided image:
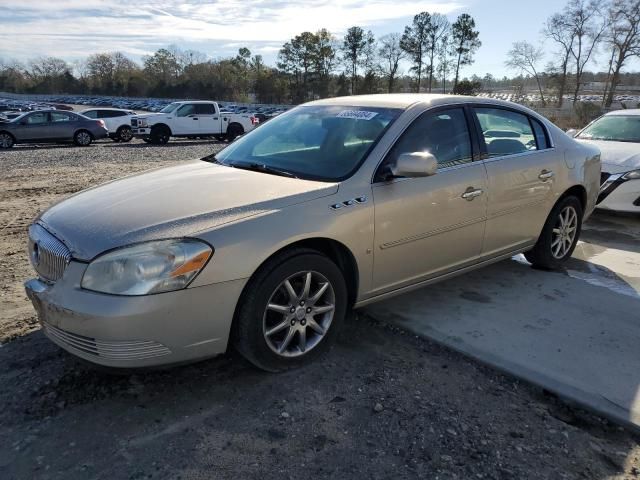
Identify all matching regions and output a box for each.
[43,322,172,361]
[131,118,138,127]
[28,224,71,283]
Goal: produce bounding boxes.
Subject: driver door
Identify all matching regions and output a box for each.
[371,106,488,295]
[16,112,52,141]
[173,103,199,134]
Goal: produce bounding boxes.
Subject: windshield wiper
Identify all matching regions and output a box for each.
[233,162,298,179]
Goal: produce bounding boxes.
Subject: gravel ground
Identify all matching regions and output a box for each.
[1,139,639,479]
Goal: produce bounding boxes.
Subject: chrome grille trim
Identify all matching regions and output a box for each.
[43,322,172,361]
[28,224,71,283]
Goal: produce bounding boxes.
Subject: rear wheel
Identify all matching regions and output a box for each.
[73,130,93,146]
[116,126,133,142]
[0,132,14,148]
[226,124,243,142]
[150,126,170,144]
[234,249,347,372]
[525,196,583,269]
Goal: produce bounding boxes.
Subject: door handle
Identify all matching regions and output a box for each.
[192,117,199,120]
[539,170,554,181]
[461,187,484,201]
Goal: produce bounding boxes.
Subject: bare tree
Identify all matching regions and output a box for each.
[603,0,640,106]
[426,13,450,92]
[567,0,608,104]
[544,13,575,107]
[378,33,405,92]
[505,41,547,105]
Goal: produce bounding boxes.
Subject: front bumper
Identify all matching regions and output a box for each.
[132,127,151,137]
[24,261,247,368]
[597,174,640,213]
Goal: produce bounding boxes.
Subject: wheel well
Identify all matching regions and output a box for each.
[75,128,93,139]
[151,123,172,135]
[558,185,587,211]
[0,130,15,140]
[228,122,244,133]
[116,124,131,131]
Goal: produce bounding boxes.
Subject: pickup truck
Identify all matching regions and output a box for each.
[131,100,258,144]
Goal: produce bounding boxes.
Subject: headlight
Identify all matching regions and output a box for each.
[622,169,640,180]
[81,239,212,296]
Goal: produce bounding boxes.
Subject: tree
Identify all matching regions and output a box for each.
[341,26,375,94]
[451,14,481,91]
[603,0,640,106]
[544,13,575,107]
[453,79,481,95]
[426,13,450,92]
[143,48,181,86]
[378,33,405,92]
[436,32,453,93]
[400,12,432,92]
[567,0,608,104]
[505,41,547,105]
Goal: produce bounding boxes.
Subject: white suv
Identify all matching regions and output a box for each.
[80,108,136,142]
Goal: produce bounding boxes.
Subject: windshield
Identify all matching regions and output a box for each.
[160,102,180,113]
[215,105,402,181]
[577,115,640,143]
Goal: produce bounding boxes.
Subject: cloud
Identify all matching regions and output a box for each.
[0,0,463,61]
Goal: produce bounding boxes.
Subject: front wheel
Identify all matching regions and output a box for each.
[525,196,583,269]
[150,126,170,144]
[226,124,243,142]
[0,132,14,148]
[73,130,93,146]
[234,249,347,372]
[116,126,133,142]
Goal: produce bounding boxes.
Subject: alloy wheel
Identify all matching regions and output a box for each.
[551,205,578,259]
[263,271,335,357]
[120,128,133,141]
[0,133,13,148]
[76,131,91,146]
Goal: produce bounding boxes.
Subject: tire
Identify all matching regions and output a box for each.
[0,132,14,148]
[116,126,133,142]
[234,248,348,372]
[226,124,243,142]
[150,125,170,144]
[73,130,93,146]
[524,196,583,270]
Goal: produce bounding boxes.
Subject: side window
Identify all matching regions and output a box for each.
[83,110,97,119]
[25,112,49,124]
[51,112,72,122]
[176,104,196,117]
[376,107,472,181]
[195,104,216,115]
[530,118,550,149]
[474,108,537,157]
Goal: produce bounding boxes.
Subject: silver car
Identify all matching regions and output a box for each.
[0,110,108,148]
[24,94,601,371]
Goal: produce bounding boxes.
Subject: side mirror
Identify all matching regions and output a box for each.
[566,129,578,138]
[391,152,438,178]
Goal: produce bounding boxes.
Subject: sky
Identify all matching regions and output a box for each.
[0,0,639,79]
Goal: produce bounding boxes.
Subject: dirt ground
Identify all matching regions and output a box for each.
[1,139,639,479]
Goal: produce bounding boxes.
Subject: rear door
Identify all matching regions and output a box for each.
[195,103,221,134]
[49,111,78,139]
[472,106,559,257]
[371,106,489,294]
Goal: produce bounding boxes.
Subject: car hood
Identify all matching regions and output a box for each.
[37,160,338,260]
[577,139,640,174]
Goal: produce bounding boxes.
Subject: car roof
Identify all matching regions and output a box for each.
[604,109,640,116]
[81,107,130,111]
[306,93,541,111]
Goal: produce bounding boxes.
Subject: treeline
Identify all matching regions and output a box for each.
[0,0,639,105]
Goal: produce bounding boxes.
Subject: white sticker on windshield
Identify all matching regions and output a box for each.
[336,110,378,120]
